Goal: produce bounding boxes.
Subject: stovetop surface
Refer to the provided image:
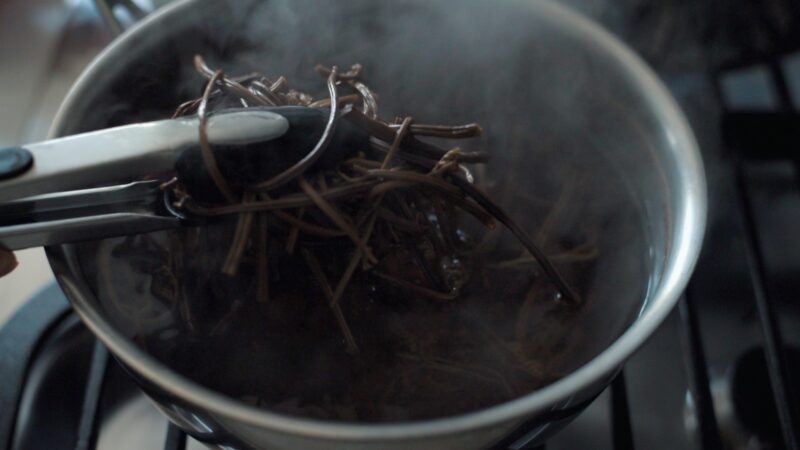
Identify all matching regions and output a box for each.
[1,1,800,449]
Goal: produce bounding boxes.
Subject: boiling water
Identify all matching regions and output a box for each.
[77,136,650,422]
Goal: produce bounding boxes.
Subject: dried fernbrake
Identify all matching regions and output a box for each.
[166,55,580,353]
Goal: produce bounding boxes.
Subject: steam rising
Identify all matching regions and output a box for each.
[72,0,665,421]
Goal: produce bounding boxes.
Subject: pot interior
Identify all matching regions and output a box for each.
[57,0,668,423]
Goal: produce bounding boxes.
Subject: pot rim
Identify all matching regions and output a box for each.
[48,0,707,442]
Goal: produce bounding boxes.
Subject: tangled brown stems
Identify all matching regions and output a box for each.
[168,57,581,351]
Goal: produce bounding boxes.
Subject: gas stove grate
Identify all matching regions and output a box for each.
[712,40,800,449]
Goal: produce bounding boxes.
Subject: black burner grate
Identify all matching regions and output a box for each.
[712,34,800,449]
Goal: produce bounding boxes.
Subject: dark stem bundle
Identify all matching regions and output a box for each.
[167,55,581,353]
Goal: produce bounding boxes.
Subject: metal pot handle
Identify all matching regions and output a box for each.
[93,0,152,36]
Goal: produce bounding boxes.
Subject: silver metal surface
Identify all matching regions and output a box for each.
[0,109,288,203]
[0,181,179,250]
[44,0,708,449]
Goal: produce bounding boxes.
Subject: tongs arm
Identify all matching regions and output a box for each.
[0,108,291,250]
[0,109,289,203]
[0,181,180,251]
[0,106,366,250]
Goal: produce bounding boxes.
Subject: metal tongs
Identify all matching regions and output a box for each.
[0,108,292,250]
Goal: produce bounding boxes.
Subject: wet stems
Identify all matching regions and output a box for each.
[167,57,582,353]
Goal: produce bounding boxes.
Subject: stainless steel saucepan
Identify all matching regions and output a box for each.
[13,0,707,448]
